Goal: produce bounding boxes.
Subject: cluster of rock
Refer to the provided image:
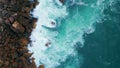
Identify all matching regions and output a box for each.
[0,0,41,68]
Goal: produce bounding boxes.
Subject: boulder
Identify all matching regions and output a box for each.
[38,65,45,68]
[12,21,25,33]
[19,38,29,46]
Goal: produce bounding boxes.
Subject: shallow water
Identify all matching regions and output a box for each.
[28,0,120,68]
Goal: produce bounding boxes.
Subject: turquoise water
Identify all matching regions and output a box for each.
[28,0,120,68]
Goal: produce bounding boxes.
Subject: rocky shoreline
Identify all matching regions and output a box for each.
[0,0,41,68]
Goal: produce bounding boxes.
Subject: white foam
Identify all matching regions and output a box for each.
[28,0,108,68]
[29,0,69,67]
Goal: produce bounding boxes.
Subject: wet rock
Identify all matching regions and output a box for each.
[45,42,51,47]
[2,10,7,16]
[12,21,25,33]
[18,48,29,53]
[12,62,18,67]
[8,17,14,24]
[32,18,37,29]
[0,8,2,12]
[23,53,33,58]
[5,19,11,25]
[24,7,31,13]
[59,0,64,3]
[0,0,38,68]
[33,22,36,29]
[51,21,55,25]
[38,65,45,68]
[0,18,3,23]
[19,38,29,46]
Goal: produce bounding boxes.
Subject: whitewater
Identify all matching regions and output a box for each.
[28,0,115,68]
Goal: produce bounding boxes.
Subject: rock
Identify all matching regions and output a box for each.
[12,21,25,33]
[45,42,51,47]
[59,0,64,3]
[0,25,4,32]
[51,21,55,25]
[24,7,31,13]
[33,18,37,28]
[5,19,11,25]
[38,65,44,68]
[0,18,3,23]
[33,22,36,29]
[12,62,18,67]
[12,13,18,17]
[18,48,29,53]
[23,53,33,58]
[19,38,29,46]
[4,61,9,66]
[2,10,7,16]
[8,17,14,24]
[0,8,2,12]
[19,56,26,61]
[0,0,38,68]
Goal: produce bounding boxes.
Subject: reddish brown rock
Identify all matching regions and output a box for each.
[19,38,29,46]
[12,21,25,33]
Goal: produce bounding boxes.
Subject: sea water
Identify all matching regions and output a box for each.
[28,0,118,68]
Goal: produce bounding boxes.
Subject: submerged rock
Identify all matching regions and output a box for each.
[59,0,64,3]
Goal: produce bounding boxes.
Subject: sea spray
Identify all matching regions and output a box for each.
[28,0,113,68]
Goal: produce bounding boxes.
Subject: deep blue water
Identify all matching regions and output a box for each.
[75,1,120,68]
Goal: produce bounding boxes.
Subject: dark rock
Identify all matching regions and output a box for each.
[59,0,64,3]
[8,17,14,24]
[0,18,3,24]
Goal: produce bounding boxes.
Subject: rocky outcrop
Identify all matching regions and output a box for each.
[0,0,39,68]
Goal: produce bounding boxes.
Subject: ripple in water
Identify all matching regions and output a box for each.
[28,0,114,68]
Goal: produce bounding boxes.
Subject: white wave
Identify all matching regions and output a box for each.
[28,0,109,68]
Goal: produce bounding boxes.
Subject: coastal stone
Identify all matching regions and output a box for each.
[51,21,55,25]
[8,17,14,24]
[18,48,29,53]
[45,42,51,47]
[25,7,31,13]
[12,21,25,33]
[2,10,7,16]
[0,18,3,24]
[5,61,9,66]
[0,8,2,12]
[5,19,11,25]
[19,38,29,46]
[38,65,45,68]
[0,0,38,68]
[12,13,18,17]
[59,0,64,3]
[33,22,36,28]
[12,62,18,67]
[23,53,33,58]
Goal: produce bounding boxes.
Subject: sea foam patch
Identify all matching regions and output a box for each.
[28,0,110,68]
